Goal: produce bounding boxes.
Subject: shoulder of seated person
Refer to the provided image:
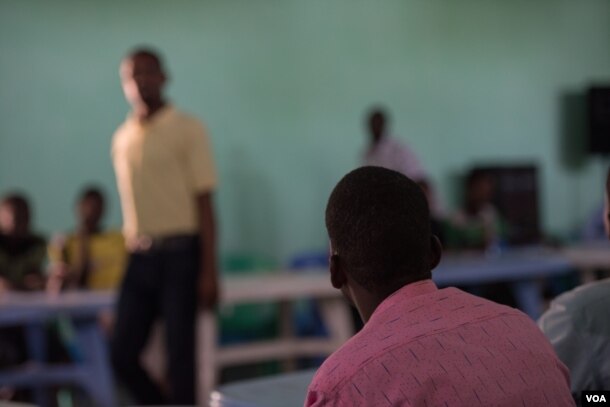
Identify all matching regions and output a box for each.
[96,229,125,243]
[26,234,46,247]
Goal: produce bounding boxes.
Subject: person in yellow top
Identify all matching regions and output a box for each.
[109,47,219,406]
[48,187,126,291]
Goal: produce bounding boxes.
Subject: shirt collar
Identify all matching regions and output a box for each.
[126,104,175,128]
[366,135,396,155]
[370,279,438,320]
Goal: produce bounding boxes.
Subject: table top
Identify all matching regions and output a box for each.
[0,246,580,325]
[0,272,340,326]
[235,247,573,294]
[211,369,316,407]
[561,239,610,269]
[221,271,338,304]
[0,290,115,326]
[433,246,573,285]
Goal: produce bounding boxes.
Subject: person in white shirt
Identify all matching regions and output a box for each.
[362,107,445,219]
[538,167,610,401]
[362,107,427,181]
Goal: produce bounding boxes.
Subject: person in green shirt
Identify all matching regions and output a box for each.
[0,193,46,402]
[445,169,506,251]
[0,193,46,292]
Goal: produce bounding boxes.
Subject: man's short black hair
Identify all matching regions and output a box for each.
[326,166,432,293]
[1,193,31,226]
[125,46,165,71]
[367,106,389,123]
[79,186,104,205]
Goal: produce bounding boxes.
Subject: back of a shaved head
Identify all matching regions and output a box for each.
[326,166,432,293]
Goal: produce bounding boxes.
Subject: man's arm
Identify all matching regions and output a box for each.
[47,236,88,291]
[197,192,219,309]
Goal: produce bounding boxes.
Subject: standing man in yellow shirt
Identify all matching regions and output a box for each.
[110,47,218,405]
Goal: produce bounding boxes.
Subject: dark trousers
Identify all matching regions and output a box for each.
[111,236,199,405]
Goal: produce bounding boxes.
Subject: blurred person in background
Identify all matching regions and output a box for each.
[444,169,513,307]
[362,107,443,217]
[362,107,427,181]
[0,193,46,292]
[580,202,606,242]
[110,47,218,405]
[47,186,126,293]
[538,166,610,402]
[445,168,505,251]
[0,193,46,402]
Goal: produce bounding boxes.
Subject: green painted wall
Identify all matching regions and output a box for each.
[1,0,609,262]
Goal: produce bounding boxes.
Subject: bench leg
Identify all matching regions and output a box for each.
[280,300,297,372]
[318,298,353,347]
[25,323,48,407]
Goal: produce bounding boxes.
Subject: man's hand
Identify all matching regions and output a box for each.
[46,263,69,294]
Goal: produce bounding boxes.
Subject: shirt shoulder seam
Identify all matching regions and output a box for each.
[329,310,524,393]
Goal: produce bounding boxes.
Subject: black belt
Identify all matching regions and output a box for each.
[128,234,199,253]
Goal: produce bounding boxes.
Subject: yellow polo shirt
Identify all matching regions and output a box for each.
[48,231,126,290]
[111,106,217,240]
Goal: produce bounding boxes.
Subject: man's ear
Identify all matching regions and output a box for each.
[329,254,347,289]
[429,235,442,270]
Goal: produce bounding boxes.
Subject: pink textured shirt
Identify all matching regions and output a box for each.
[305,280,574,407]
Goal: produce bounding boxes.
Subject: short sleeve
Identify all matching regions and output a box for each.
[184,120,217,193]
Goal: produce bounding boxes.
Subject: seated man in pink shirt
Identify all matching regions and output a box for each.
[305,166,574,407]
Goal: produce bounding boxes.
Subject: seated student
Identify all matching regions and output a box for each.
[445,169,505,251]
[580,202,606,242]
[305,166,574,407]
[0,193,46,292]
[538,167,610,399]
[0,193,46,402]
[48,187,126,292]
